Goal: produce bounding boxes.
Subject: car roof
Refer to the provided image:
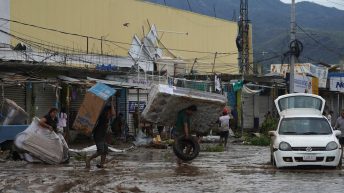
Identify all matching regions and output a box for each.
[280,108,325,118]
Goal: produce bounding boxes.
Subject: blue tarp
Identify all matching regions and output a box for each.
[0,125,28,144]
[88,83,116,100]
[328,72,344,77]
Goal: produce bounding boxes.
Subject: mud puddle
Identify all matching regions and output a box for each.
[0,145,343,193]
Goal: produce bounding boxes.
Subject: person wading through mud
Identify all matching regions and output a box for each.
[39,107,59,132]
[218,108,231,148]
[86,100,115,169]
[174,105,197,164]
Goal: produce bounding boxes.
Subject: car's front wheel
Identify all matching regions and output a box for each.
[270,152,276,167]
[337,151,343,170]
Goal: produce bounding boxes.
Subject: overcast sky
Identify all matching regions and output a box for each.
[280,0,344,10]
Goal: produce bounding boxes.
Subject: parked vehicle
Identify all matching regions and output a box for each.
[269,93,342,168]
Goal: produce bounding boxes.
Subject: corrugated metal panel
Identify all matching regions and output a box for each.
[34,83,57,117]
[69,87,86,129]
[127,89,149,133]
[70,89,85,110]
[256,95,272,127]
[114,87,127,121]
[242,93,254,129]
[0,85,26,109]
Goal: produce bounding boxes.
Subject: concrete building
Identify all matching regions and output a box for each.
[2,0,247,74]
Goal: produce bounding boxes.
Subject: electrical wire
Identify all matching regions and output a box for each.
[1,29,245,79]
[0,22,245,78]
[296,23,344,58]
[0,17,234,55]
[1,27,240,69]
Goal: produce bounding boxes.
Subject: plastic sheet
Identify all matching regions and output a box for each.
[133,130,152,146]
[14,117,69,164]
[69,145,125,154]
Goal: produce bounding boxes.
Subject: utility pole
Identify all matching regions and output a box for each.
[238,0,249,137]
[239,0,250,76]
[289,0,296,93]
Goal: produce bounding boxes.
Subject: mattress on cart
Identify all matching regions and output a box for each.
[142,84,227,133]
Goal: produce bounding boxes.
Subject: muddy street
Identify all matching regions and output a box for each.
[0,144,343,193]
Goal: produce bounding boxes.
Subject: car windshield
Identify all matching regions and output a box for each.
[278,96,322,112]
[279,117,332,135]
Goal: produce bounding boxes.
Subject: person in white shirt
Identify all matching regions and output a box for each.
[218,108,231,147]
[57,107,67,134]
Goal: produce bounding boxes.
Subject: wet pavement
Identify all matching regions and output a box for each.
[0,144,343,193]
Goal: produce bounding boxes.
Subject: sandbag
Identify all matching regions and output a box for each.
[14,117,68,164]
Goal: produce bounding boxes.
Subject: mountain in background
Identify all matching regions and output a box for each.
[146,0,344,69]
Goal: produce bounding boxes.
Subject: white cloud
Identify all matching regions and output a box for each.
[280,0,344,10]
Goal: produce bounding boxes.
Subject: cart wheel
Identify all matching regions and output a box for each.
[173,136,200,161]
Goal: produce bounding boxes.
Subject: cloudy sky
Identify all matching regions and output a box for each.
[280,0,344,10]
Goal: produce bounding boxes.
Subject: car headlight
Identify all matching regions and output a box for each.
[326,141,338,151]
[279,142,292,151]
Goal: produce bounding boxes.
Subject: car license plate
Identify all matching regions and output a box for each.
[303,155,316,161]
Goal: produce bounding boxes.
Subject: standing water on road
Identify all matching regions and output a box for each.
[0,145,343,192]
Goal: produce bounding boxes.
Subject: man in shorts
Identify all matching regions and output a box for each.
[86,104,115,169]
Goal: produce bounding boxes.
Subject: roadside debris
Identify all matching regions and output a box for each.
[14,117,69,164]
[0,99,29,146]
[116,185,144,193]
[133,130,152,146]
[69,145,133,157]
[0,150,10,161]
[0,98,28,125]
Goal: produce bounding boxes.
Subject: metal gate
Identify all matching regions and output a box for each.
[68,86,86,128]
[0,85,27,123]
[0,85,26,109]
[33,83,57,117]
[127,89,149,132]
[114,87,127,120]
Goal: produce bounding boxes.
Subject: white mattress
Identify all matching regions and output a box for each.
[142,84,227,133]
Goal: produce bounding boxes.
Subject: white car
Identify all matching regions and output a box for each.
[269,93,343,168]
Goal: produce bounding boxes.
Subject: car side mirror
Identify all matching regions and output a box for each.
[334,130,341,137]
[268,131,276,137]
